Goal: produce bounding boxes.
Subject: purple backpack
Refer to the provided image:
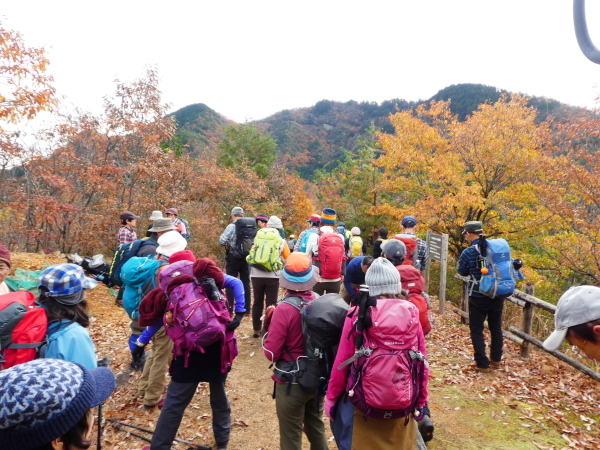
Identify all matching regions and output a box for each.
[159,261,237,372]
[344,298,427,420]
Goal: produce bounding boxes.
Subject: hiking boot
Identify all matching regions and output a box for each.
[216,443,228,450]
[418,414,434,442]
[491,360,502,368]
[253,329,261,338]
[130,352,146,371]
[474,366,491,373]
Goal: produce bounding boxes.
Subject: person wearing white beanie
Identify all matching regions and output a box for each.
[156,230,187,258]
[365,257,402,297]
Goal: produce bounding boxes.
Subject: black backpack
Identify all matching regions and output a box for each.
[231,218,257,259]
[108,239,158,287]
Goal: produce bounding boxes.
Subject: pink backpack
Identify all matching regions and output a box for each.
[344,298,427,420]
[159,261,237,372]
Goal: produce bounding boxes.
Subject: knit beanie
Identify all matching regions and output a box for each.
[267,215,283,229]
[231,206,244,216]
[256,214,269,223]
[156,230,187,257]
[382,239,407,265]
[365,257,402,297]
[0,244,11,268]
[321,208,337,224]
[351,227,360,236]
[0,359,115,450]
[169,250,196,264]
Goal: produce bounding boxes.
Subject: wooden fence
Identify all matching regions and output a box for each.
[454,274,600,382]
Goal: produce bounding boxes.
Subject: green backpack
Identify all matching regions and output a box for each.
[247,228,284,272]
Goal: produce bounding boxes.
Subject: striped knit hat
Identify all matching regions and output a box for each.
[321,208,337,224]
[365,257,402,297]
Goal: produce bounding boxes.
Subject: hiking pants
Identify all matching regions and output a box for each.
[150,379,231,449]
[251,277,279,332]
[225,255,251,313]
[468,296,505,368]
[313,280,341,296]
[138,327,174,406]
[275,383,328,450]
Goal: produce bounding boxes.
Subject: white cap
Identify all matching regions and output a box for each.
[543,286,600,351]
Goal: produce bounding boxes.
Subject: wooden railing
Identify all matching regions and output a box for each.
[454,274,600,382]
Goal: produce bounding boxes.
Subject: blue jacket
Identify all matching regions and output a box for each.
[46,321,97,369]
[343,256,366,301]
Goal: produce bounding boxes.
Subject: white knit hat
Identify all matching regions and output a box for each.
[351,227,360,235]
[267,215,283,229]
[365,258,402,297]
[156,230,187,257]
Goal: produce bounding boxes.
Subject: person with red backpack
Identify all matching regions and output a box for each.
[0,244,12,295]
[325,258,429,450]
[393,216,429,273]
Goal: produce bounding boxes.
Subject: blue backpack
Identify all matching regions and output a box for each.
[120,256,161,320]
[109,239,158,287]
[474,238,520,299]
[298,229,316,253]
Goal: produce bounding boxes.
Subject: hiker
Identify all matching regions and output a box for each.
[337,222,352,239]
[0,244,12,295]
[286,234,297,252]
[0,358,115,450]
[247,216,291,338]
[345,227,367,260]
[139,257,244,450]
[305,209,345,295]
[146,210,163,237]
[165,208,189,240]
[457,221,505,373]
[543,285,600,361]
[256,214,269,229]
[339,256,373,304]
[219,206,255,313]
[262,252,329,450]
[372,227,389,259]
[37,263,99,369]
[294,214,321,252]
[325,258,429,450]
[267,214,286,239]
[117,211,140,246]
[394,216,429,273]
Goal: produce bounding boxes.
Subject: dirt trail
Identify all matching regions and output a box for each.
[10,253,600,449]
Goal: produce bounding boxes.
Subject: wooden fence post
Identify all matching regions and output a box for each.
[519,282,535,358]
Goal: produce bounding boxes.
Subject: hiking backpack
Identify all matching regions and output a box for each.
[109,239,158,287]
[473,237,519,299]
[0,291,48,370]
[178,217,191,242]
[313,232,345,279]
[120,256,161,320]
[298,229,316,253]
[231,218,257,259]
[246,228,284,272]
[393,234,421,270]
[349,236,363,258]
[340,295,427,420]
[266,293,349,397]
[159,261,236,372]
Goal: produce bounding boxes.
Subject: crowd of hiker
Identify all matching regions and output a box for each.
[1,205,600,450]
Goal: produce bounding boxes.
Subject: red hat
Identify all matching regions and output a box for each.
[169,250,196,264]
[307,214,321,223]
[0,244,11,268]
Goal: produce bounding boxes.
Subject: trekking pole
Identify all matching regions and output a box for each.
[97,403,102,450]
[107,419,211,450]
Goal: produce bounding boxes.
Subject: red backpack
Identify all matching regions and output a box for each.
[396,265,431,335]
[0,291,48,370]
[393,234,420,268]
[313,233,345,279]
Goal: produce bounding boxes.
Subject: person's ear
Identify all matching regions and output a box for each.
[592,324,600,337]
[50,437,64,450]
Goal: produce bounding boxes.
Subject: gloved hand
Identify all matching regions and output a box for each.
[414,406,425,421]
[324,397,336,421]
[226,313,244,331]
[512,258,524,271]
[131,342,145,360]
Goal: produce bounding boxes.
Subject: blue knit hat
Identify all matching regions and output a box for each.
[321,208,337,224]
[0,359,115,450]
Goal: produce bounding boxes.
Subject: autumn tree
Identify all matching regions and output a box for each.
[217,123,277,178]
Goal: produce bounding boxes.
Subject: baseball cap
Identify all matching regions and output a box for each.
[307,214,321,223]
[401,216,417,227]
[38,264,98,302]
[543,286,600,351]
[165,208,178,216]
[120,211,140,221]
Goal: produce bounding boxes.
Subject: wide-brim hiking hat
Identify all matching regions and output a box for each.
[365,257,401,297]
[279,253,319,291]
[0,359,115,450]
[267,215,283,229]
[462,221,483,234]
[38,264,98,302]
[165,208,178,216]
[156,230,187,257]
[307,214,321,223]
[0,244,11,268]
[321,208,337,224]
[148,210,163,221]
[401,216,417,228]
[120,211,140,221]
[148,217,175,233]
[543,286,600,351]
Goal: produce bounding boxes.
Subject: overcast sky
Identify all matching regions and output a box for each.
[4,1,600,123]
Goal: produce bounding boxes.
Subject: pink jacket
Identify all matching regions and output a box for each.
[326,301,429,408]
